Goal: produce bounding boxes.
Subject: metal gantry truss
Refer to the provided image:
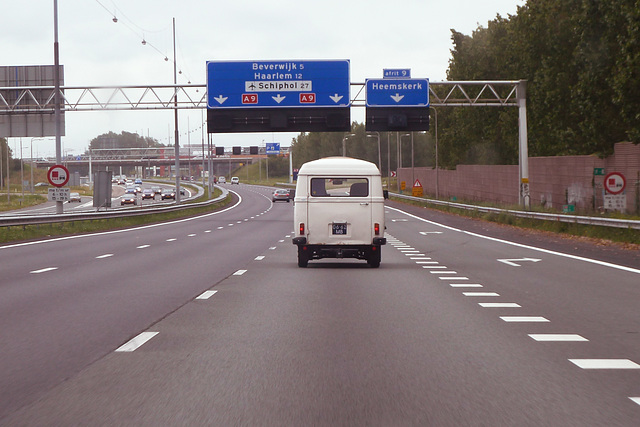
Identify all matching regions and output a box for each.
[0,80,529,208]
[0,81,521,112]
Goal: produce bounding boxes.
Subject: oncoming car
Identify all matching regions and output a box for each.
[121,193,137,206]
[141,188,154,200]
[161,188,176,200]
[272,189,290,203]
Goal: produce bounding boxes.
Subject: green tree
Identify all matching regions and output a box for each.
[443,0,640,163]
[86,131,165,152]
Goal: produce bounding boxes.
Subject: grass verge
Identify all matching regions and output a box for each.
[0,191,231,245]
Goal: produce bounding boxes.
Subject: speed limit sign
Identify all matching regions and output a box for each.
[47,164,70,188]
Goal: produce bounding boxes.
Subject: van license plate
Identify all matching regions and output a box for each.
[332,223,347,235]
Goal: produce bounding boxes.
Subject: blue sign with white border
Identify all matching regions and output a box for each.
[366,78,429,107]
[383,69,411,79]
[266,143,280,155]
[207,60,350,109]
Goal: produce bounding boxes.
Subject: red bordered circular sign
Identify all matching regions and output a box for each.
[47,164,70,188]
[603,172,626,195]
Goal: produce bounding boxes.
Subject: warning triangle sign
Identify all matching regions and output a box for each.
[413,179,422,188]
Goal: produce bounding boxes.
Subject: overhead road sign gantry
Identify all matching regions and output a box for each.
[365,77,430,132]
[207,60,351,133]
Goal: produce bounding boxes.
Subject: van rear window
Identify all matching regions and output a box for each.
[310,178,369,197]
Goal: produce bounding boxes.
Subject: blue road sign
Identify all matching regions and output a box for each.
[383,68,411,79]
[366,78,429,107]
[207,60,350,109]
[266,143,280,155]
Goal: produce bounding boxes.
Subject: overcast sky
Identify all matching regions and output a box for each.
[2,0,524,157]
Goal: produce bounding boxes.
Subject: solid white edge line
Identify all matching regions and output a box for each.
[385,205,640,275]
[115,332,159,352]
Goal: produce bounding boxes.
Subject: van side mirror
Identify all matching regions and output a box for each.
[383,190,389,199]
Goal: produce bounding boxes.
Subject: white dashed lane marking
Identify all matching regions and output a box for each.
[137,245,150,249]
[500,316,549,322]
[115,332,158,352]
[529,334,588,342]
[166,238,177,242]
[479,302,521,308]
[233,270,247,276]
[569,359,640,369]
[255,256,265,261]
[30,267,58,274]
[95,254,113,259]
[196,290,218,300]
[463,292,500,297]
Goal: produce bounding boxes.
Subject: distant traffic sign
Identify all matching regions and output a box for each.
[366,78,429,107]
[604,172,626,194]
[207,60,350,109]
[47,164,69,187]
[266,143,280,155]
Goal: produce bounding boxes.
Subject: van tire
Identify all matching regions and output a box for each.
[297,248,309,268]
[367,247,381,268]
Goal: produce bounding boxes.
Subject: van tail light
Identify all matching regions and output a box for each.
[299,223,305,235]
[374,223,380,236]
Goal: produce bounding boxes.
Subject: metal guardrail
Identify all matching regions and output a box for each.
[0,186,229,228]
[391,192,640,230]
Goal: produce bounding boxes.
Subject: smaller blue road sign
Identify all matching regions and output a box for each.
[383,69,411,79]
[366,78,429,107]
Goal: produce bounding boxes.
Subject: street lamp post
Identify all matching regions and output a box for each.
[172,17,181,203]
[342,133,355,157]
[366,132,381,172]
[400,133,412,189]
[431,107,439,199]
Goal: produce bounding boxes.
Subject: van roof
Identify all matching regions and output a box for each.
[298,157,380,176]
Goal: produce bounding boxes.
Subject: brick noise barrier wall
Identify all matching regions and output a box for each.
[397,142,640,214]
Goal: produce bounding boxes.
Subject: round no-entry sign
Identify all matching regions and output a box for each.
[47,164,70,187]
[603,172,626,195]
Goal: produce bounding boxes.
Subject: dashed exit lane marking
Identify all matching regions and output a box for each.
[115,332,158,352]
[30,267,58,274]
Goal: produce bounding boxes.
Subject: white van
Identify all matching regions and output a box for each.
[292,157,387,268]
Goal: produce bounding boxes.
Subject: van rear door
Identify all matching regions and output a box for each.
[306,177,372,245]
